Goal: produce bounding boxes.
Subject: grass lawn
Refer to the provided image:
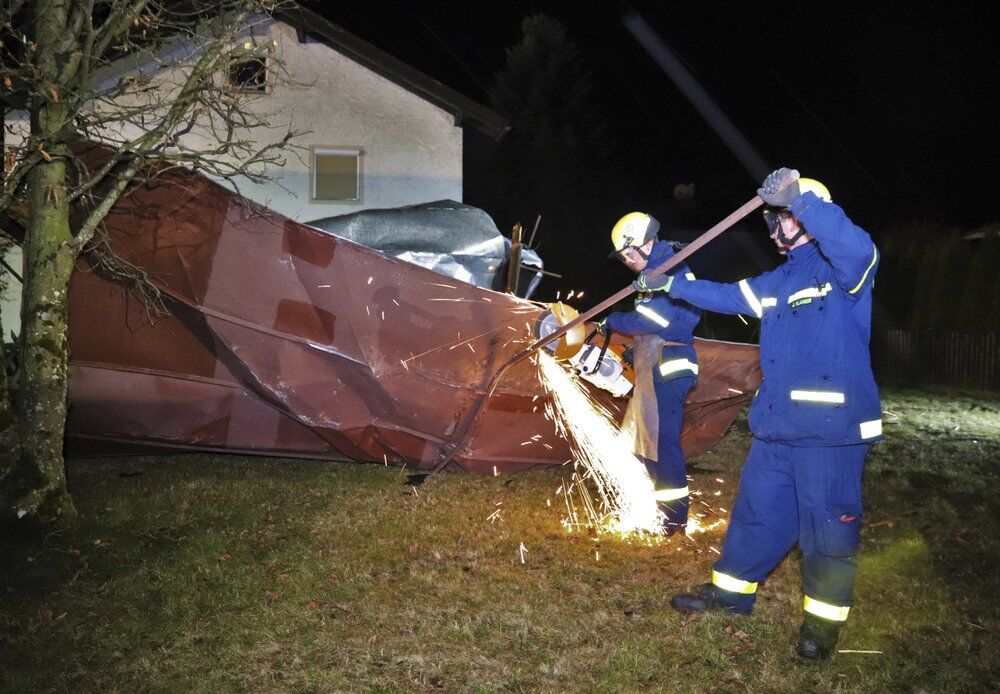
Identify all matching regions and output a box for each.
[2,387,998,692]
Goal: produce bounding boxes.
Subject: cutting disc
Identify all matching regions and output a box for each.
[532,302,586,360]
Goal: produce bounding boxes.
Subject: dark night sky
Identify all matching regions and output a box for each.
[311,1,998,297]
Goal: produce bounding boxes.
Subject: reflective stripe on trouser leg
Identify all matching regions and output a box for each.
[795,444,867,612]
[712,570,758,594]
[653,486,689,502]
[713,440,800,613]
[804,596,850,622]
[652,374,693,527]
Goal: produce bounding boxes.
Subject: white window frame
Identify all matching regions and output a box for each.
[310,146,364,203]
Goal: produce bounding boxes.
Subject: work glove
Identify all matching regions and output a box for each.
[632,271,673,293]
[621,345,634,367]
[757,167,801,207]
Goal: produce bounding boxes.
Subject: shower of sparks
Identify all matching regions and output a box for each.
[367,276,373,285]
[537,351,726,538]
[425,282,458,289]
[518,542,528,564]
[737,313,749,325]
[537,351,661,535]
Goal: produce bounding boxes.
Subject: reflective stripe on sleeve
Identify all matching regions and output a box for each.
[804,596,850,621]
[712,570,758,595]
[635,304,670,327]
[859,419,883,439]
[685,272,696,280]
[849,246,879,294]
[659,358,699,377]
[738,279,762,318]
[787,282,833,304]
[790,390,846,404]
[653,486,689,502]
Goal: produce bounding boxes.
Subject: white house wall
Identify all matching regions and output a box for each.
[0,245,21,338]
[5,19,465,222]
[241,21,464,221]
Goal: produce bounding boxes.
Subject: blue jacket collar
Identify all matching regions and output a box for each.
[647,240,675,267]
[786,239,818,262]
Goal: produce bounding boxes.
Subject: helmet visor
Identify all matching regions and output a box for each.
[762,207,790,237]
[615,246,644,265]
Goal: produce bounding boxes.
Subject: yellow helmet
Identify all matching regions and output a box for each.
[798,177,832,202]
[610,212,660,256]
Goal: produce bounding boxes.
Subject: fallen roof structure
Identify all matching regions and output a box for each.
[65,165,762,473]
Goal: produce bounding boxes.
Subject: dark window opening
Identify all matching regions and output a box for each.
[228,58,267,93]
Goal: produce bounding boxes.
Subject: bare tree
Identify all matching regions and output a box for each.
[0,0,297,524]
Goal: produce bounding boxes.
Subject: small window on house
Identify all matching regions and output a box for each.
[228,57,268,93]
[312,148,362,202]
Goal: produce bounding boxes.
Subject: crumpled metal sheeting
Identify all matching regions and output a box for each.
[678,339,761,458]
[65,170,573,470]
[64,164,762,473]
[306,200,543,298]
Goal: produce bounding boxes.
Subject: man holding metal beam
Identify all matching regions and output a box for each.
[599,212,702,535]
[645,168,882,660]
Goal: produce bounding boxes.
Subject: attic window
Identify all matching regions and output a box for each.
[312,148,363,202]
[228,57,268,93]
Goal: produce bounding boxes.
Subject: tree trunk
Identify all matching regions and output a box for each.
[6,148,77,524]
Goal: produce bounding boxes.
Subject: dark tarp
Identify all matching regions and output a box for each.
[306,200,544,299]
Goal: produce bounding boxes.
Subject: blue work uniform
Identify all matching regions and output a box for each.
[669,191,882,623]
[605,241,701,530]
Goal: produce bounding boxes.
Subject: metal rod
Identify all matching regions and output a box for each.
[431,192,769,474]
[527,214,541,248]
[522,264,562,278]
[505,223,522,294]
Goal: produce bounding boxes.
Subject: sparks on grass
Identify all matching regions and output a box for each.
[537,351,726,538]
[537,351,661,535]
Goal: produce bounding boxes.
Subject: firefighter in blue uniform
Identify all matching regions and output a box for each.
[642,168,882,659]
[600,212,701,535]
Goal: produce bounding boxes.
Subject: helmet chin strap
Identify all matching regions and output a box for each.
[777,224,807,251]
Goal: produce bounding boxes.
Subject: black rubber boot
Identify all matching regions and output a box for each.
[796,615,842,660]
[670,583,750,615]
[658,502,687,537]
